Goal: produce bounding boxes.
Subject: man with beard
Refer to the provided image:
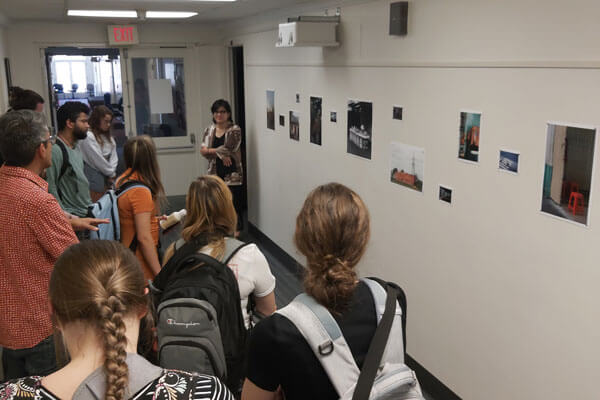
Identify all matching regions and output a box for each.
[46,101,92,219]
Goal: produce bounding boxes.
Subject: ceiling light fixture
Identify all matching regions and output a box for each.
[145,11,199,18]
[67,10,138,18]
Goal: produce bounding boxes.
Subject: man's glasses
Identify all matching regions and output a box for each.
[43,134,57,145]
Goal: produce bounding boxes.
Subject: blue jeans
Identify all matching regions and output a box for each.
[2,336,57,379]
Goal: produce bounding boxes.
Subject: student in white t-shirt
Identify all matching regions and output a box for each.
[162,175,276,328]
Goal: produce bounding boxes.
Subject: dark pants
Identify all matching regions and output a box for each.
[229,185,244,231]
[2,336,57,379]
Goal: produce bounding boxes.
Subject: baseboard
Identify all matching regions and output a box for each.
[248,221,462,400]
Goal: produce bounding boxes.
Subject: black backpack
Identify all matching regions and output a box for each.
[150,236,249,392]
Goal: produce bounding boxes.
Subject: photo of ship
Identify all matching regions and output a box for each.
[347,100,373,159]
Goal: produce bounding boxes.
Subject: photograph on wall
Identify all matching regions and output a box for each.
[458,111,481,162]
[499,150,519,174]
[393,106,403,120]
[330,111,337,123]
[296,93,300,103]
[266,90,275,130]
[279,115,285,127]
[289,111,300,141]
[541,123,596,225]
[310,96,322,145]
[390,141,424,192]
[439,186,452,204]
[347,100,373,159]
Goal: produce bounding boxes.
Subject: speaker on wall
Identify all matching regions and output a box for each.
[389,1,408,36]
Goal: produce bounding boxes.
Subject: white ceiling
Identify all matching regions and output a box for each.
[0,0,339,23]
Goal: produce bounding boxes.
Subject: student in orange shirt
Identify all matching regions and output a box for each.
[116,135,166,281]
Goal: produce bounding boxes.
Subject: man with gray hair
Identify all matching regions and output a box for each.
[0,110,102,379]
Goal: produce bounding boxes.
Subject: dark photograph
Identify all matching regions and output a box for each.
[310,96,322,145]
[295,93,300,103]
[266,90,275,130]
[347,100,373,159]
[289,110,300,141]
[330,111,337,123]
[439,186,452,204]
[393,106,403,120]
[279,114,285,127]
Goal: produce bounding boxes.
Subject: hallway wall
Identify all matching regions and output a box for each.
[228,0,600,398]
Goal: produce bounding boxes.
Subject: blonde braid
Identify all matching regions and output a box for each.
[99,295,129,400]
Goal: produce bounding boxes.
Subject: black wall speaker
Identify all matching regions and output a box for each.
[390,1,409,36]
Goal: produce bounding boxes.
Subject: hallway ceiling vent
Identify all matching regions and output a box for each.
[276,16,339,48]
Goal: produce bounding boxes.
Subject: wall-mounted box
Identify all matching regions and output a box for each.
[276,21,339,48]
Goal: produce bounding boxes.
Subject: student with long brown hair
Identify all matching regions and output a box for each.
[242,183,408,400]
[0,240,233,400]
[116,135,166,281]
[80,105,118,201]
[163,175,276,329]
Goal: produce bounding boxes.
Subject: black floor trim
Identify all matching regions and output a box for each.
[406,355,462,399]
[248,222,461,400]
[248,222,304,279]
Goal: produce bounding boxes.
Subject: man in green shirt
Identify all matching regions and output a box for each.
[46,102,92,217]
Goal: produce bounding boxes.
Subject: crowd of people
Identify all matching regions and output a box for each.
[0,89,413,400]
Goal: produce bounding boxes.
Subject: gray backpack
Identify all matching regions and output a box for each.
[277,278,424,400]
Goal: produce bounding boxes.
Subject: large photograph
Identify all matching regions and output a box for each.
[390,141,424,192]
[347,100,373,159]
[541,123,596,225]
[458,111,481,162]
[310,96,322,145]
[266,90,275,130]
[289,111,300,141]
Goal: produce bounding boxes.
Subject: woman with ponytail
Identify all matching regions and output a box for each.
[0,241,233,400]
[242,183,407,400]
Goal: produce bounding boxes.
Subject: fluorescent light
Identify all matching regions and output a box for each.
[68,10,138,18]
[145,11,199,18]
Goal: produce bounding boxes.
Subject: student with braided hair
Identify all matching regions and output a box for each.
[0,240,233,400]
[242,183,408,400]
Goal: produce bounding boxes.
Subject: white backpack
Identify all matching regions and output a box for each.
[277,278,424,400]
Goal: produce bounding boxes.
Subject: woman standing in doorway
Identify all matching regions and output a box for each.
[200,99,243,232]
[80,106,118,202]
[116,135,166,282]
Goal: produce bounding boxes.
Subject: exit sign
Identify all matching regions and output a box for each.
[108,25,139,45]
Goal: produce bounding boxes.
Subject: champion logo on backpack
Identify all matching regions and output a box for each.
[166,319,201,328]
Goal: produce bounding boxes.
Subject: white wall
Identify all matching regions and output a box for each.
[229,0,600,398]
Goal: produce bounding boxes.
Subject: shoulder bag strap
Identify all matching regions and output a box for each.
[351,285,399,400]
[277,294,360,397]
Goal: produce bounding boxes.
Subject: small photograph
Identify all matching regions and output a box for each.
[541,123,596,225]
[439,186,452,204]
[347,100,373,159]
[289,111,300,141]
[393,106,403,120]
[310,96,322,145]
[266,90,275,130]
[390,141,424,192]
[330,111,337,123]
[458,111,481,162]
[499,150,519,174]
[279,115,285,127]
[295,93,300,103]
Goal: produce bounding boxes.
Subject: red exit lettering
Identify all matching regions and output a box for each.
[113,27,134,43]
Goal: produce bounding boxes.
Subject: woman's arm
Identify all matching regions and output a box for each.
[254,292,276,317]
[241,379,277,400]
[79,133,116,177]
[134,211,161,276]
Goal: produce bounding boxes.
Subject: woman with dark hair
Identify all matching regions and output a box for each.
[8,86,45,112]
[242,183,408,400]
[79,105,118,201]
[200,99,243,232]
[163,175,276,329]
[0,240,233,400]
[116,135,166,281]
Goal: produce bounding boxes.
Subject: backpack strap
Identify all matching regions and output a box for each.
[352,285,399,400]
[55,139,71,201]
[362,278,405,364]
[277,294,360,397]
[115,180,151,252]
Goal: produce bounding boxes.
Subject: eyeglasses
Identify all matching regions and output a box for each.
[43,134,57,145]
[213,110,229,114]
